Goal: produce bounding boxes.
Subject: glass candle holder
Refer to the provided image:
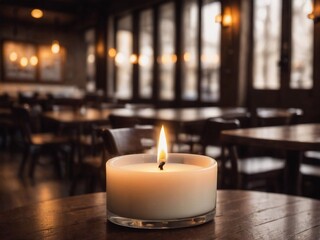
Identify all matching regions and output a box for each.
[106,153,217,229]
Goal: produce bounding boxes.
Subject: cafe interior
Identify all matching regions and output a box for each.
[0,0,320,236]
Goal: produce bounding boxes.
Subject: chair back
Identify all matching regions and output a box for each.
[287,108,303,125]
[100,127,155,157]
[255,108,303,127]
[11,105,33,144]
[200,118,240,153]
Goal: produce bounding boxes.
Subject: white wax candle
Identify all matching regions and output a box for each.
[106,153,217,220]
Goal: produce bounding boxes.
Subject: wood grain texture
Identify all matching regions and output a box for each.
[0,190,319,239]
[110,107,248,124]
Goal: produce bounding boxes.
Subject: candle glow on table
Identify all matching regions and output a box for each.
[106,126,217,228]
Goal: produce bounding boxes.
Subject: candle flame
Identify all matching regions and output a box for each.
[157,126,168,166]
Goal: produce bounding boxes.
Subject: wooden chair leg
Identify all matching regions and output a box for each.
[29,150,40,178]
[19,147,29,176]
[69,164,81,195]
[53,151,62,179]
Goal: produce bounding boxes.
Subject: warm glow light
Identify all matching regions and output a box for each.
[30,56,38,66]
[97,42,104,56]
[215,14,222,23]
[138,55,149,66]
[130,54,138,64]
[307,12,315,19]
[171,54,177,63]
[51,40,60,54]
[115,52,124,65]
[212,54,220,66]
[31,9,43,19]
[87,54,95,63]
[9,52,18,62]
[20,57,28,67]
[183,52,190,62]
[161,54,171,64]
[108,48,117,58]
[201,54,207,63]
[222,7,232,27]
[223,14,232,27]
[157,126,168,166]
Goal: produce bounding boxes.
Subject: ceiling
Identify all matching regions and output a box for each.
[0,0,107,30]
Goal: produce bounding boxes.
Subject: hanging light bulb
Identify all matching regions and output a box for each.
[31,9,43,19]
[20,57,28,67]
[30,56,38,66]
[51,40,60,54]
[9,52,18,62]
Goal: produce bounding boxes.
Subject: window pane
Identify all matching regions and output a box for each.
[253,0,281,89]
[85,29,96,92]
[201,0,221,102]
[182,0,198,101]
[116,15,133,99]
[291,0,313,89]
[139,10,154,99]
[159,3,175,100]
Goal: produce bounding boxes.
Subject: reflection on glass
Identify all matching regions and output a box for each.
[159,3,175,100]
[116,15,133,99]
[85,29,96,92]
[201,0,221,102]
[253,0,281,89]
[291,0,313,89]
[182,0,198,101]
[139,10,154,99]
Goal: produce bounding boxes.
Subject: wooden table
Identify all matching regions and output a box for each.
[221,123,320,195]
[110,107,247,125]
[44,108,115,126]
[0,190,319,239]
[43,108,116,162]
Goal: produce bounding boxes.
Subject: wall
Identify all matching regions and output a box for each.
[0,22,87,92]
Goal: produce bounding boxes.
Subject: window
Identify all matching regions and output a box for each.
[290,0,313,89]
[115,15,133,99]
[252,0,281,89]
[109,1,223,103]
[85,29,96,92]
[252,0,314,90]
[201,0,221,102]
[139,10,154,99]
[182,0,199,101]
[158,3,175,100]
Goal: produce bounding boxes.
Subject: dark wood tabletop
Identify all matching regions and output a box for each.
[0,190,319,239]
[43,108,114,125]
[110,107,247,125]
[221,123,320,195]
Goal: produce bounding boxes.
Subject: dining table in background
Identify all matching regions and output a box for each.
[43,107,117,162]
[221,123,320,195]
[110,107,248,125]
[0,190,319,239]
[43,107,116,127]
[110,107,248,140]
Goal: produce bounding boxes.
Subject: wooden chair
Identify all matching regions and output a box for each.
[201,118,285,191]
[69,126,156,195]
[248,108,303,159]
[101,127,156,156]
[12,105,73,178]
[255,108,303,127]
[300,151,320,198]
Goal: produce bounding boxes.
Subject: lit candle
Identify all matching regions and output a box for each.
[106,126,218,228]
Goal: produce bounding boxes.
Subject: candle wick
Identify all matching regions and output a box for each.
[158,161,165,170]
